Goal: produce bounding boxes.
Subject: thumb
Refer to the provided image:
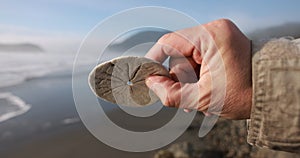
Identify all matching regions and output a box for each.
[146,76,181,107]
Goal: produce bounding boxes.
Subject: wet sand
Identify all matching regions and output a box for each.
[0,70,198,158]
[1,69,274,158]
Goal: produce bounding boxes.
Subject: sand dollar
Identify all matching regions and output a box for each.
[89,56,170,107]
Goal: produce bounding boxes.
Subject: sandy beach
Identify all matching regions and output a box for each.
[0,70,150,157]
[2,69,292,158]
[0,70,200,158]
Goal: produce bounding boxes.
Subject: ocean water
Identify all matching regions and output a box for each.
[0,51,93,123]
[0,29,160,124]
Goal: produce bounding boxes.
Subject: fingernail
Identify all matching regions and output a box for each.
[184,109,193,113]
[203,111,212,116]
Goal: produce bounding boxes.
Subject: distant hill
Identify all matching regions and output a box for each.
[107,29,170,51]
[0,43,44,52]
[248,22,300,40]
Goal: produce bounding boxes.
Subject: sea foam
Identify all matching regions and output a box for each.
[0,51,95,123]
[0,93,31,123]
[0,52,72,88]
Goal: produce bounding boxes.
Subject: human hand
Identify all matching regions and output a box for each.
[145,19,252,119]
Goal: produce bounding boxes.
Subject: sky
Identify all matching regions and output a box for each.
[0,0,300,51]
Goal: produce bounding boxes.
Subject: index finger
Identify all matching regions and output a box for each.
[145,27,202,64]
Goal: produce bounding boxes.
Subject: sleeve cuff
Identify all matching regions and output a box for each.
[247,37,300,153]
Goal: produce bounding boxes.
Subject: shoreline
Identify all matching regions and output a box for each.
[0,68,259,158]
[0,69,183,158]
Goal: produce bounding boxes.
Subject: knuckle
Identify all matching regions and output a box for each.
[218,18,233,26]
[158,33,173,43]
[209,18,235,32]
[217,19,236,32]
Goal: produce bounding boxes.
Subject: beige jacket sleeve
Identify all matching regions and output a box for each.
[247,37,300,153]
